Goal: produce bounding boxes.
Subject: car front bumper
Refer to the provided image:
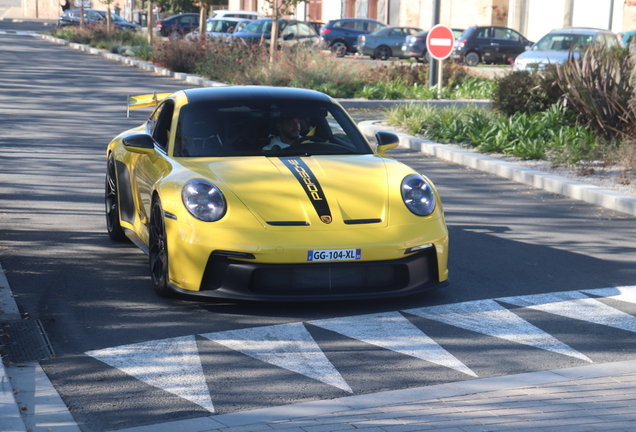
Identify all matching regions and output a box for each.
[164,217,449,301]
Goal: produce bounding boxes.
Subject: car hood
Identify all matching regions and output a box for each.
[186,155,394,227]
[516,49,579,65]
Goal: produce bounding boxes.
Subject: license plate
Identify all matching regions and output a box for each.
[307,248,361,262]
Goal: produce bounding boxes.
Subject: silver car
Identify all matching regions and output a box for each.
[514,27,621,71]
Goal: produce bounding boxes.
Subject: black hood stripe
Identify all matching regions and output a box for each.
[280,157,332,222]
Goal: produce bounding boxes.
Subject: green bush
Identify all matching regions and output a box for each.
[491,70,560,116]
[555,44,633,136]
[151,39,207,73]
[386,102,597,165]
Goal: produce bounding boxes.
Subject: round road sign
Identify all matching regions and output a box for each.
[426,24,454,60]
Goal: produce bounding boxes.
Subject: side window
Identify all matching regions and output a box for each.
[297,23,313,37]
[86,11,102,21]
[367,22,383,32]
[150,101,175,151]
[476,27,490,38]
[282,23,298,39]
[604,34,619,47]
[342,21,357,30]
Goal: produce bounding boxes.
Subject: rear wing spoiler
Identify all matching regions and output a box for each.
[127,92,172,118]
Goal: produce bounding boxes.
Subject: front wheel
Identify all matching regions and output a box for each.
[149,197,172,297]
[374,45,392,61]
[105,155,127,242]
[464,52,480,66]
[331,41,347,57]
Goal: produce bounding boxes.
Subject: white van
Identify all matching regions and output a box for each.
[209,10,263,20]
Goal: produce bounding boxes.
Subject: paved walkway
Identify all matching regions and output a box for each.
[99,361,636,432]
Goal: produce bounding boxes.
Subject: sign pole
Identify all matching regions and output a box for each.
[438,58,443,99]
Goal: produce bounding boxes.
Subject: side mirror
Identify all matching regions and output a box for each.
[283,32,296,40]
[375,131,399,155]
[122,133,156,153]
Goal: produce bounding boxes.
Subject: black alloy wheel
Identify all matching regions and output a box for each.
[464,51,480,66]
[331,41,348,57]
[374,45,392,61]
[105,155,127,242]
[149,198,172,297]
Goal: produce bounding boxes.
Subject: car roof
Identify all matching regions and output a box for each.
[181,86,332,105]
[546,27,613,35]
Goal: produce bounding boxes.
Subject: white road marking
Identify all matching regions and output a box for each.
[581,286,636,305]
[309,312,477,377]
[498,290,636,333]
[201,323,353,392]
[86,336,215,413]
[404,299,592,362]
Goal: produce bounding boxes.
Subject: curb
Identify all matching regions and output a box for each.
[0,264,26,432]
[358,121,636,217]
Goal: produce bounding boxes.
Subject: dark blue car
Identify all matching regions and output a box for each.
[320,18,385,56]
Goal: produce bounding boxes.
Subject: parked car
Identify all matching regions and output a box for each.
[357,26,422,60]
[110,86,449,299]
[156,13,199,37]
[451,26,533,66]
[402,28,464,63]
[185,17,253,41]
[208,9,263,20]
[57,9,141,31]
[231,18,319,47]
[618,30,636,47]
[320,18,386,56]
[308,21,324,35]
[514,27,621,71]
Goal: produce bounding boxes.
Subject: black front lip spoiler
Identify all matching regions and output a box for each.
[165,250,448,302]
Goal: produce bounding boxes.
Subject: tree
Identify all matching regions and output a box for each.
[190,0,219,43]
[103,0,114,35]
[261,0,307,63]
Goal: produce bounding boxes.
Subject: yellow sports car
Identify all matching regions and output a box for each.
[105,86,449,300]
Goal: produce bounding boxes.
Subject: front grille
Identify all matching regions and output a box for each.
[251,262,409,295]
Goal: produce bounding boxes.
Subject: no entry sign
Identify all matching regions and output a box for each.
[426,24,454,60]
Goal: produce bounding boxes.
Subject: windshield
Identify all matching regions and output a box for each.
[532,33,594,51]
[242,19,273,34]
[174,100,372,157]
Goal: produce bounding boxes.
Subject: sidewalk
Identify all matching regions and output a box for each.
[108,361,636,432]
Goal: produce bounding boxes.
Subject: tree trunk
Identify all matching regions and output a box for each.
[147,1,154,45]
[106,5,112,36]
[269,1,279,64]
[199,5,207,43]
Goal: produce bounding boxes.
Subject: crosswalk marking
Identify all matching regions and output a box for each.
[201,322,353,392]
[497,290,636,333]
[582,286,636,305]
[404,299,592,362]
[84,286,636,411]
[86,336,215,413]
[309,312,477,377]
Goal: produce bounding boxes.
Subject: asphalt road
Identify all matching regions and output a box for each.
[1,28,636,432]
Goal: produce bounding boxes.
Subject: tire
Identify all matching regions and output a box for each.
[374,45,392,61]
[330,41,348,57]
[149,197,173,297]
[105,155,127,242]
[464,52,480,66]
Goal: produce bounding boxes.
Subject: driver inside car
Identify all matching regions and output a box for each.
[262,117,301,151]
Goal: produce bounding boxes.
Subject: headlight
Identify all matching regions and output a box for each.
[401,174,436,216]
[182,179,226,222]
